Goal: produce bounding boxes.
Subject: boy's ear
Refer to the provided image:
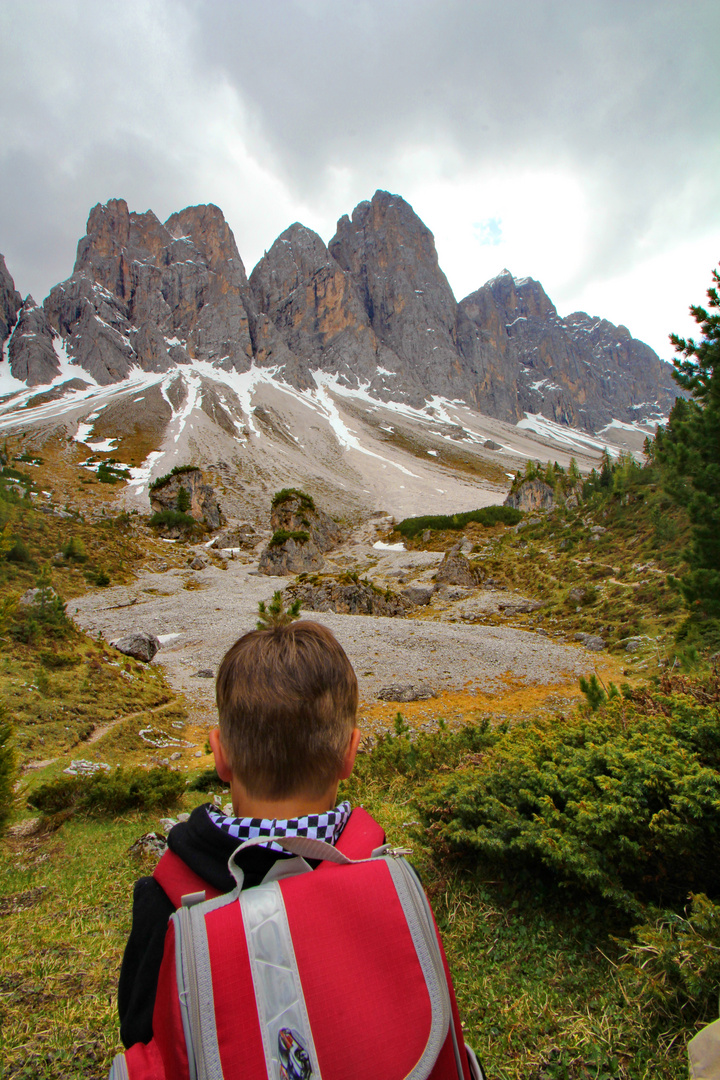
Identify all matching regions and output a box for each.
[338,727,362,781]
[208,727,233,783]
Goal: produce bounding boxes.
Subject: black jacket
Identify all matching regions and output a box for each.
[118,803,293,1048]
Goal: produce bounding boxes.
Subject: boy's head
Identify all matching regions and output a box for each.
[214,620,358,801]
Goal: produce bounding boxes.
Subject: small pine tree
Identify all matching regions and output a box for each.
[176,486,191,513]
[568,457,581,484]
[257,591,302,630]
[654,262,720,621]
[599,449,613,489]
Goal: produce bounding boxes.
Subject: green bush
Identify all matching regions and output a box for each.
[5,538,33,564]
[28,766,185,817]
[268,529,309,548]
[187,768,229,792]
[176,486,191,513]
[416,681,720,917]
[619,892,720,1030]
[271,488,315,511]
[148,509,199,532]
[395,505,522,539]
[0,709,15,835]
[351,714,497,788]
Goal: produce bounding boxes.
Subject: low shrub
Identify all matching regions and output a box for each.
[271,488,315,511]
[28,766,185,817]
[619,892,720,1030]
[187,768,229,792]
[268,529,309,548]
[148,509,199,532]
[395,505,522,539]
[416,680,720,917]
[5,538,33,564]
[351,713,497,788]
[11,585,72,642]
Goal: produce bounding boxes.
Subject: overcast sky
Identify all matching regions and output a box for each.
[1,0,718,359]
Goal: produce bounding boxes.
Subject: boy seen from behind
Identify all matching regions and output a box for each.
[118,620,366,1048]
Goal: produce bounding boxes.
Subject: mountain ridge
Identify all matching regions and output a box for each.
[0,190,678,435]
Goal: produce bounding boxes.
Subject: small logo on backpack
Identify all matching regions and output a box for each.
[278,1027,312,1080]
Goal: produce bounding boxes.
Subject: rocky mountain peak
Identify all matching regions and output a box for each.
[165,203,247,288]
[328,190,461,399]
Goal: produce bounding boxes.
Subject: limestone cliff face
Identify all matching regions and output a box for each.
[8,298,60,385]
[329,191,464,404]
[0,254,23,346]
[249,223,382,387]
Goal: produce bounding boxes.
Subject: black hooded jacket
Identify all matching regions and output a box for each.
[118,803,294,1049]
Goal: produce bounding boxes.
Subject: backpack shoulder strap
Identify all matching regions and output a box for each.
[335,807,386,859]
[153,849,222,910]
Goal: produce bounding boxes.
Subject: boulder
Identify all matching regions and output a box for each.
[150,467,223,529]
[497,598,544,616]
[402,584,434,606]
[128,832,167,858]
[573,632,605,651]
[435,544,480,588]
[113,631,160,663]
[377,685,434,703]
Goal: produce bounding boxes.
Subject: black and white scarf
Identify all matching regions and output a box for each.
[206,799,351,852]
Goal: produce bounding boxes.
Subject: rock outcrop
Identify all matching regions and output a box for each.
[285,577,413,617]
[149,467,223,529]
[8,298,60,385]
[504,477,582,512]
[435,544,481,588]
[257,490,342,576]
[0,254,22,346]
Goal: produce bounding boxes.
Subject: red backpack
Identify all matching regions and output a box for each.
[110,808,484,1080]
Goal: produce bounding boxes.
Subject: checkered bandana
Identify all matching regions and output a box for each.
[206,799,351,853]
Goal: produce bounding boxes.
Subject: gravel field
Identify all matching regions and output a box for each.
[70,539,599,729]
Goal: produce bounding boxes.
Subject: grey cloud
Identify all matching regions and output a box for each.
[0,0,718,313]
